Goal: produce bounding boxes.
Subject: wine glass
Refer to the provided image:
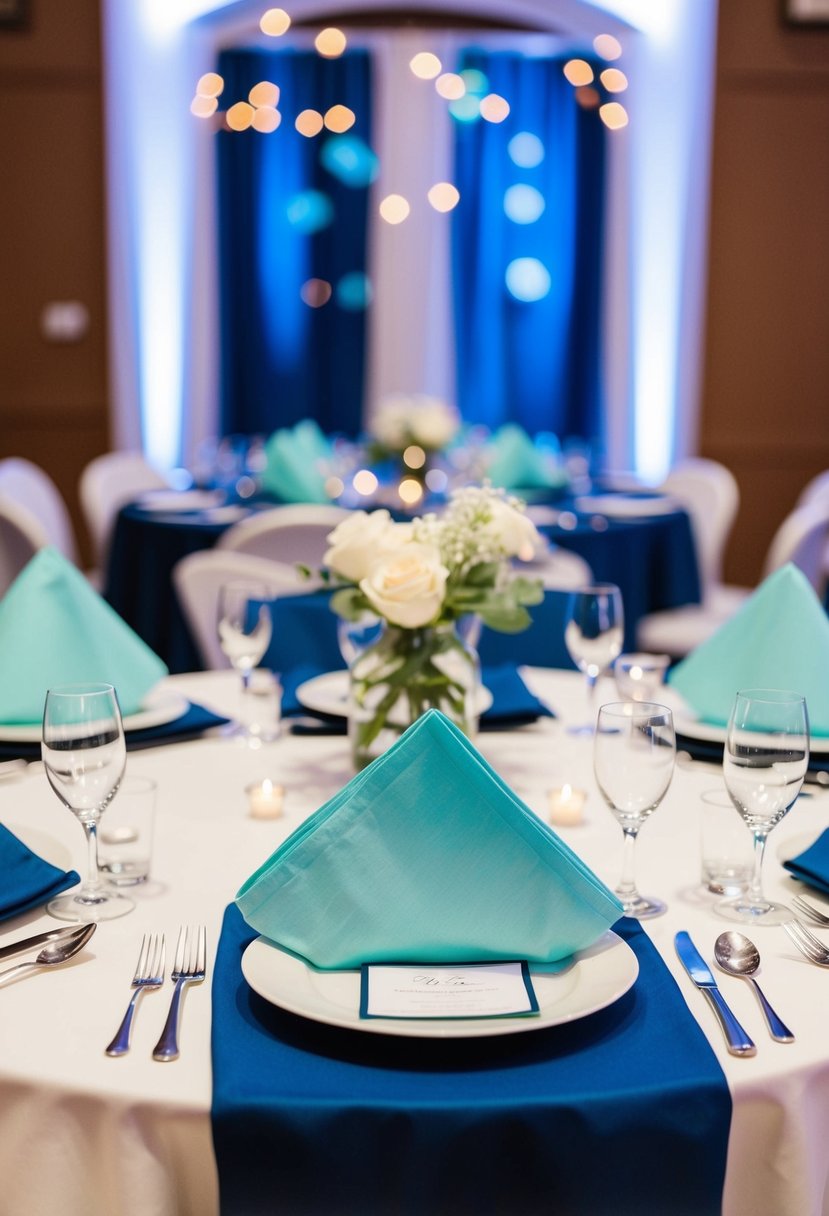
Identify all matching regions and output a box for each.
[716,688,809,926]
[564,583,624,733]
[41,683,132,921]
[594,701,676,918]
[217,581,273,693]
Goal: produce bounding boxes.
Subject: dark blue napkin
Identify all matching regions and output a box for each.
[0,701,230,763]
[677,732,829,777]
[0,822,79,921]
[783,829,829,895]
[211,905,730,1216]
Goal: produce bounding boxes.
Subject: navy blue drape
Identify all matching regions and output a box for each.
[452,52,606,440]
[216,49,372,437]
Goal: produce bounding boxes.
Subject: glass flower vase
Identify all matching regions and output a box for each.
[348,620,481,770]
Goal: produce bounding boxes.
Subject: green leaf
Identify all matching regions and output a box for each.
[329,586,370,621]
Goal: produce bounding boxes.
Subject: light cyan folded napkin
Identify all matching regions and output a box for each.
[0,547,168,724]
[260,419,331,504]
[486,424,568,492]
[668,564,829,733]
[236,710,622,969]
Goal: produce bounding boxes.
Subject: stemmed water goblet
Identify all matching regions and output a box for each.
[716,688,809,926]
[42,682,132,921]
[594,700,676,918]
[564,583,624,734]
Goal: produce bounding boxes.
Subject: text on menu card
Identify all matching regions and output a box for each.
[360,960,539,1019]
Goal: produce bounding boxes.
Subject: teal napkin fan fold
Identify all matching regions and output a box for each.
[237,709,622,969]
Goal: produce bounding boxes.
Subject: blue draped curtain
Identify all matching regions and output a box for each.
[452,52,606,441]
[216,49,372,437]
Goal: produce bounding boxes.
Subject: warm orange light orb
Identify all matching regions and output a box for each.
[315,27,347,58]
[324,104,355,133]
[427,182,460,212]
[379,194,410,224]
[226,102,255,131]
[600,68,628,93]
[300,278,333,307]
[260,8,291,36]
[599,101,629,130]
[563,59,594,86]
[252,106,281,133]
[190,95,218,118]
[398,478,424,506]
[295,109,324,137]
[594,33,622,61]
[353,469,379,496]
[249,81,280,108]
[403,445,426,470]
[196,72,224,98]
[410,52,441,80]
[480,93,510,123]
[435,73,465,100]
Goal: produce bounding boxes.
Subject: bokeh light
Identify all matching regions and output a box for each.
[249,81,280,108]
[427,182,460,212]
[324,104,356,133]
[403,445,426,470]
[480,93,510,123]
[320,135,379,186]
[449,95,480,123]
[260,8,291,36]
[301,278,333,308]
[594,33,622,60]
[252,106,281,133]
[190,95,218,118]
[286,190,334,234]
[575,86,600,109]
[505,257,551,302]
[295,109,324,137]
[336,272,373,310]
[435,73,465,100]
[460,68,488,96]
[563,59,594,86]
[325,475,345,499]
[599,101,629,129]
[600,68,628,93]
[315,27,347,58]
[226,101,255,131]
[196,73,224,98]
[425,467,448,493]
[379,193,410,224]
[398,478,424,506]
[508,131,544,168]
[410,52,441,80]
[353,469,379,496]
[503,183,545,224]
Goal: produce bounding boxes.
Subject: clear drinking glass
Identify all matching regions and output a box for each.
[217,581,273,693]
[564,583,624,734]
[41,682,132,921]
[716,688,809,926]
[594,701,676,918]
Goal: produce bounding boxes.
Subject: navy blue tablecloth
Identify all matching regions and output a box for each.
[211,904,731,1216]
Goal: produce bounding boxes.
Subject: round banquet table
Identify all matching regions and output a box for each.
[104,497,701,674]
[0,668,828,1215]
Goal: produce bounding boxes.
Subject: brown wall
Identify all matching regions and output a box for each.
[701,0,829,584]
[0,0,108,564]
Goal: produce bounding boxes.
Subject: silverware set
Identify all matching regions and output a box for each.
[104,925,206,1061]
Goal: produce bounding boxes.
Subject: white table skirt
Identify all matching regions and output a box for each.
[1,668,828,1216]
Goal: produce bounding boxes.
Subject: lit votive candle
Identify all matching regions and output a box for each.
[247,779,284,819]
[548,784,587,826]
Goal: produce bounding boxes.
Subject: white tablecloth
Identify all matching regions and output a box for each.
[1,668,828,1216]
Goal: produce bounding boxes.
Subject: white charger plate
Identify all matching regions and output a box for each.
[136,489,225,513]
[673,711,829,756]
[241,930,638,1039]
[296,670,494,719]
[574,493,678,518]
[0,688,189,743]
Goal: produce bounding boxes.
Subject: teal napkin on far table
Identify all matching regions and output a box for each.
[236,710,621,968]
[0,547,168,724]
[260,419,331,503]
[783,830,829,895]
[669,564,829,734]
[0,822,79,920]
[486,423,568,492]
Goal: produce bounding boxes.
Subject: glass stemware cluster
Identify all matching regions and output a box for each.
[564,583,624,735]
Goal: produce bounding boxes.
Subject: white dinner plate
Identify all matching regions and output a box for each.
[136,489,225,512]
[0,688,189,742]
[574,493,678,518]
[241,930,638,1039]
[296,670,494,719]
[673,710,829,755]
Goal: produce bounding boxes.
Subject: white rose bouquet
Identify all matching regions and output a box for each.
[323,485,544,767]
[368,394,461,460]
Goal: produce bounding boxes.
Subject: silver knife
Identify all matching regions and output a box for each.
[0,923,93,964]
[674,931,757,1057]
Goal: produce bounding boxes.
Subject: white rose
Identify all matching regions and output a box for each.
[485,499,541,560]
[324,510,413,582]
[409,397,459,449]
[371,397,410,449]
[359,542,448,628]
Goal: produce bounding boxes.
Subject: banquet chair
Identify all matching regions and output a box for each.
[80,451,170,572]
[659,457,740,592]
[517,545,593,590]
[637,499,829,657]
[0,495,49,597]
[0,458,79,564]
[797,469,829,509]
[216,504,350,568]
[173,549,324,670]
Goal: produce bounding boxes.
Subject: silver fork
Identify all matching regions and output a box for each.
[791,895,829,926]
[782,920,829,967]
[152,925,206,1062]
[105,933,165,1057]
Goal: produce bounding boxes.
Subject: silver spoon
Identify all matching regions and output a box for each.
[0,922,96,988]
[714,931,794,1043]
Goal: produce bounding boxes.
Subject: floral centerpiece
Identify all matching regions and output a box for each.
[367,394,461,482]
[323,484,544,769]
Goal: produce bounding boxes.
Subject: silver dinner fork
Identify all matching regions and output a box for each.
[791,895,829,927]
[152,925,206,1062]
[782,919,829,967]
[105,933,166,1057]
